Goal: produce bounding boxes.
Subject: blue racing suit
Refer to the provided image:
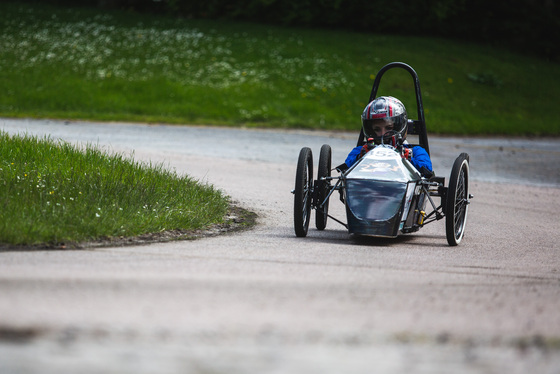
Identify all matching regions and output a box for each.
[345,144,433,173]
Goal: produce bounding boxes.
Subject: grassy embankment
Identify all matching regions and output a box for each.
[1,2,558,136]
[0,132,230,247]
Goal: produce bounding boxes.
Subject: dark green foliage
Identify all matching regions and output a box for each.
[19,0,558,60]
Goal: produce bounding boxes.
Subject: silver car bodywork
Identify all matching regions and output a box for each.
[343,145,424,237]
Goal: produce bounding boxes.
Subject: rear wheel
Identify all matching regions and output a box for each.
[316,144,332,230]
[294,147,313,237]
[446,153,470,246]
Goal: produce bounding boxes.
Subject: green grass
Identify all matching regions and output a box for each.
[0,132,229,246]
[0,2,558,136]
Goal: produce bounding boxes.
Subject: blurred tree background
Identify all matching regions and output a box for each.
[21,0,559,62]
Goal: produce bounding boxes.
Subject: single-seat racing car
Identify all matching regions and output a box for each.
[292,62,473,246]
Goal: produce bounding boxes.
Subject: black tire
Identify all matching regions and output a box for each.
[294,147,313,237]
[446,153,470,246]
[316,144,332,230]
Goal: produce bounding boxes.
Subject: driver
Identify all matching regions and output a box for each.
[344,96,433,176]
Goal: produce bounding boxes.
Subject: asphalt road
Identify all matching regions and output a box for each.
[1,119,560,374]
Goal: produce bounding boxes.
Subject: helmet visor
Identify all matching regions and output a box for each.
[362,119,394,139]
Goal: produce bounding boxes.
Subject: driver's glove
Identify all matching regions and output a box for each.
[402,148,413,160]
[358,138,375,158]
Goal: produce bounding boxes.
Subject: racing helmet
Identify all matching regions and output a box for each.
[361,96,408,144]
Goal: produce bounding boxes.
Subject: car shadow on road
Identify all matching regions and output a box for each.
[288,228,448,248]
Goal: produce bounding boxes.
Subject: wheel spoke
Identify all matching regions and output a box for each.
[302,187,310,219]
[453,170,468,237]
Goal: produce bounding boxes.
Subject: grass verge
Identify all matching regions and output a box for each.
[0,131,238,248]
[0,2,558,136]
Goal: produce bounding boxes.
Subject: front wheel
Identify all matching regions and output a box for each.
[294,147,313,237]
[315,144,332,230]
[445,153,470,246]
